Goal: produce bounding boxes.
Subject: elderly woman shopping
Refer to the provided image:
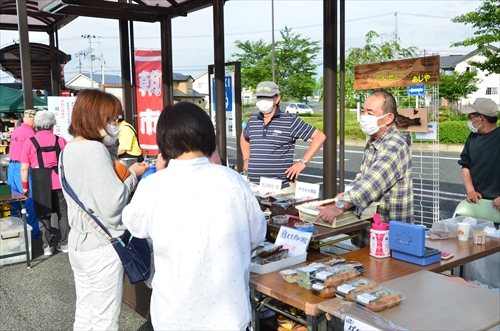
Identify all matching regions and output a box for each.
[20,110,69,256]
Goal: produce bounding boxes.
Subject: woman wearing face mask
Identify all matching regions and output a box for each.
[59,89,149,331]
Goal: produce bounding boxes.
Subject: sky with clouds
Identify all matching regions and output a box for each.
[0,0,489,83]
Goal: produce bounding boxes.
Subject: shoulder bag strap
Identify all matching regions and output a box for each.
[124,123,141,148]
[59,149,113,241]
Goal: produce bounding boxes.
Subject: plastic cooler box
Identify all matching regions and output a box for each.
[0,217,32,266]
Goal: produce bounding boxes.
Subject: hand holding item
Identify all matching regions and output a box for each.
[466,190,482,203]
[314,205,344,224]
[129,161,149,177]
[285,161,306,181]
[493,197,500,211]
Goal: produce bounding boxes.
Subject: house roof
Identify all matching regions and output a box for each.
[173,89,204,99]
[440,45,499,70]
[69,73,123,85]
[173,72,194,82]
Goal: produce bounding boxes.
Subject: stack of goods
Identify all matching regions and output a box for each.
[277,255,406,312]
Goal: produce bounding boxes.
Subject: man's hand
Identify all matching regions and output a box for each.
[314,205,344,225]
[22,188,29,197]
[493,197,500,211]
[466,190,482,203]
[285,162,306,181]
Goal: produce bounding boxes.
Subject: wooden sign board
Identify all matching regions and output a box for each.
[354,55,440,90]
[396,108,428,133]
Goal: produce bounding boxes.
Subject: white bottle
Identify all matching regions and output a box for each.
[369,214,390,258]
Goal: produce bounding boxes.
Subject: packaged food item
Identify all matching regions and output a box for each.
[313,265,357,287]
[336,277,379,301]
[343,260,366,274]
[252,244,289,265]
[323,255,346,266]
[311,282,337,298]
[355,286,405,312]
[279,269,298,283]
[296,264,325,290]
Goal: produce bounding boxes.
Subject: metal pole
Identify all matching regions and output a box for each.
[339,0,346,192]
[16,0,34,109]
[323,0,338,199]
[272,0,275,82]
[213,0,227,166]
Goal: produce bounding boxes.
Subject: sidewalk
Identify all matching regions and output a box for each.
[0,236,153,331]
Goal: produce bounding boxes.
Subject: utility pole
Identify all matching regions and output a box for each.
[81,34,102,88]
[271,0,275,82]
[101,53,105,86]
[394,12,398,59]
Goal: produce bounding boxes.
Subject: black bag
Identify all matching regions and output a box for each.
[59,150,151,284]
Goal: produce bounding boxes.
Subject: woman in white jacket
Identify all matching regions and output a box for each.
[122,102,266,330]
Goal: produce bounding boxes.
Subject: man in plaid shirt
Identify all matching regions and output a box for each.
[316,90,414,248]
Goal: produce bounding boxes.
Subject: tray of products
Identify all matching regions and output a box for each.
[295,199,378,228]
[355,286,406,312]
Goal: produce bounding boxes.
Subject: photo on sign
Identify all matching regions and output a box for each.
[396,108,428,133]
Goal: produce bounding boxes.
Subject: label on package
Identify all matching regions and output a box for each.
[337,284,356,295]
[314,271,333,281]
[356,293,377,305]
[280,269,295,275]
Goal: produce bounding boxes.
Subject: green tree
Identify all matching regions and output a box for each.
[439,70,481,113]
[231,26,321,101]
[450,0,500,75]
[318,30,419,107]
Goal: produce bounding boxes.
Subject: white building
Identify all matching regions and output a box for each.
[440,46,500,106]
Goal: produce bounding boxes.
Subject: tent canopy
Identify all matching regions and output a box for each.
[0,85,47,112]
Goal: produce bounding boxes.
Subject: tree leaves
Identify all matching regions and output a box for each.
[450,0,500,75]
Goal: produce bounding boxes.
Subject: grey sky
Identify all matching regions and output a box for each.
[0,0,485,83]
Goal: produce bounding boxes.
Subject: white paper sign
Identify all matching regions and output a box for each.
[274,227,312,257]
[415,121,437,140]
[259,177,282,195]
[48,96,77,141]
[344,315,382,331]
[295,181,320,200]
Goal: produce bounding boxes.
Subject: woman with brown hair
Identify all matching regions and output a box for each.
[59,89,149,330]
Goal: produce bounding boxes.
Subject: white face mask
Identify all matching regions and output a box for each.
[359,114,388,136]
[256,98,275,114]
[100,123,119,146]
[467,117,481,133]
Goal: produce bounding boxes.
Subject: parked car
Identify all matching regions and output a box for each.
[285,103,314,115]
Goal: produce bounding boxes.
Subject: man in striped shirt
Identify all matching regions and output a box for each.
[316,90,414,247]
[241,81,326,188]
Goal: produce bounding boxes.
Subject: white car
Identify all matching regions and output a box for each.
[285,103,314,115]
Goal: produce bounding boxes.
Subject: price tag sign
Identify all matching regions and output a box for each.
[415,121,437,140]
[259,177,282,195]
[344,315,382,331]
[295,181,320,200]
[275,227,312,257]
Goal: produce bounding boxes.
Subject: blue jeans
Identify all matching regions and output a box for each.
[7,162,39,238]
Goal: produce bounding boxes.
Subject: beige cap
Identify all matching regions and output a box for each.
[461,98,499,117]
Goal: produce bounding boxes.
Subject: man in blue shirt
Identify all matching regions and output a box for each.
[240,81,326,188]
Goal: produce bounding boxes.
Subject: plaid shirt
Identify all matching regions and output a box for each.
[344,125,414,248]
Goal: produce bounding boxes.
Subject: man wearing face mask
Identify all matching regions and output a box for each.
[315,90,413,247]
[458,98,500,210]
[241,81,326,188]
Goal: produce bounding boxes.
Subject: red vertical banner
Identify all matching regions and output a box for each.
[134,49,163,156]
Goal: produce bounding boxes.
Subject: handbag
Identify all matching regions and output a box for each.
[59,150,151,284]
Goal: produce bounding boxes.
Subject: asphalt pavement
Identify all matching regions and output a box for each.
[0,235,153,331]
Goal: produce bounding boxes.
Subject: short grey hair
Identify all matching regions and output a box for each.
[34,111,56,130]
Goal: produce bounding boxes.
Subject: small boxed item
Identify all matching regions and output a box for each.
[313,264,358,287]
[311,282,337,298]
[295,199,378,228]
[336,277,379,301]
[0,217,32,266]
[355,286,406,312]
[389,221,441,266]
[279,269,298,283]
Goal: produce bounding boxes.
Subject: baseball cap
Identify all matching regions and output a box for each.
[254,81,280,97]
[24,109,37,118]
[461,98,499,117]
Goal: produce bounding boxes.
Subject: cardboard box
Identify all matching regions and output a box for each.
[0,217,32,266]
[250,253,307,274]
[0,182,11,195]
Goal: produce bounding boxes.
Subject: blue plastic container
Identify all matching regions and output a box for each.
[141,165,156,179]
